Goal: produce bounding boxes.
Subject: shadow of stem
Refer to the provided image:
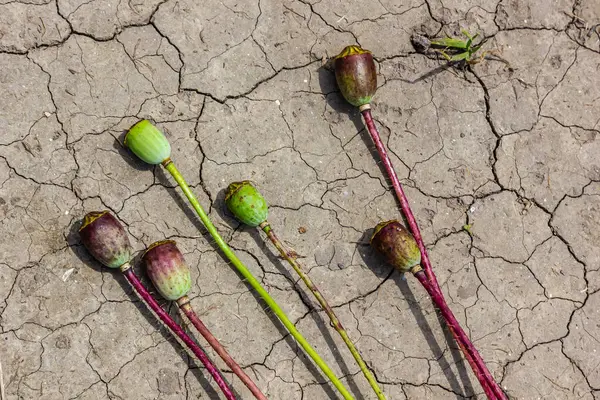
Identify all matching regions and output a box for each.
[320,46,476,398]
[393,272,472,397]
[244,225,365,399]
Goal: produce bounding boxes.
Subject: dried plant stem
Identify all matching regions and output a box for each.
[260,222,386,400]
[121,265,236,400]
[412,266,505,400]
[162,160,354,400]
[361,107,505,400]
[177,296,267,400]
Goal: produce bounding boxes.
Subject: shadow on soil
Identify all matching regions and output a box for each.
[317,65,364,134]
[248,229,365,398]
[318,64,415,228]
[114,129,156,172]
[319,62,477,397]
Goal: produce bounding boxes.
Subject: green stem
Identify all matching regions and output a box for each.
[260,221,386,400]
[163,160,354,400]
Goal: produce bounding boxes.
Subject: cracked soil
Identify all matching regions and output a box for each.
[0,0,599,398]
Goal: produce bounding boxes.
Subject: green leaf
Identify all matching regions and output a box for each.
[430,37,468,49]
[463,224,473,236]
[450,52,470,61]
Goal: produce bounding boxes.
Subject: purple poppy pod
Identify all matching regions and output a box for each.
[334,45,377,107]
[143,240,192,301]
[79,211,132,269]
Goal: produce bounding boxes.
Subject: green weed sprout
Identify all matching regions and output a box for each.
[422,30,512,69]
[430,29,486,64]
[124,120,354,400]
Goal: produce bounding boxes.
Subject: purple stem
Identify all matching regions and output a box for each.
[414,269,506,400]
[122,268,236,400]
[179,299,268,400]
[362,108,506,399]
[362,108,442,294]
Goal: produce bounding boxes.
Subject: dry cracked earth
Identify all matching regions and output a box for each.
[0,0,599,399]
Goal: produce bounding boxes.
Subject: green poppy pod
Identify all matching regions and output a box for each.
[225,181,269,227]
[125,120,171,165]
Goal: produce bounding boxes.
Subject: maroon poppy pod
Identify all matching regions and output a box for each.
[143,240,192,301]
[334,45,377,107]
[370,220,421,273]
[79,211,132,269]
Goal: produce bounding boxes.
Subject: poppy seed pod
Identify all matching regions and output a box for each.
[334,45,377,107]
[370,220,421,273]
[225,181,269,227]
[143,240,192,301]
[79,211,133,269]
[125,120,171,165]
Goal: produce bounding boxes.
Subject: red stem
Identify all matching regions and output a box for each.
[362,108,442,294]
[362,108,506,399]
[414,269,506,400]
[122,269,236,400]
[179,299,268,400]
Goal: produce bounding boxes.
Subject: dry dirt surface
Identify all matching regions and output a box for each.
[1,0,599,399]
